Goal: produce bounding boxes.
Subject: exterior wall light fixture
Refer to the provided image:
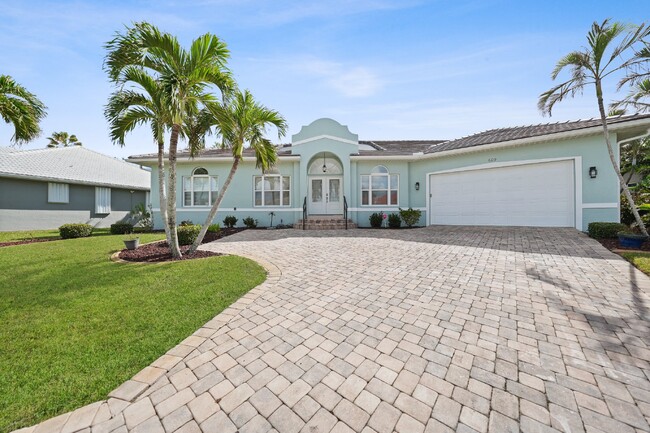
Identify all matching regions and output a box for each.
[415,182,420,191]
[589,166,597,178]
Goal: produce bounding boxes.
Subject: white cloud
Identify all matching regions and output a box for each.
[290,58,384,98]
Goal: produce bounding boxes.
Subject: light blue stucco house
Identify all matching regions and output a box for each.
[128,114,650,230]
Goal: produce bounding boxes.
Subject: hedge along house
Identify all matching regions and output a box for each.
[128,115,650,230]
[0,146,150,231]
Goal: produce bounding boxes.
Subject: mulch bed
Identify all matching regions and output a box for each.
[0,238,61,247]
[118,228,245,263]
[598,238,650,251]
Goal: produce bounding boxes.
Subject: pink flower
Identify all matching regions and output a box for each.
[382,213,387,219]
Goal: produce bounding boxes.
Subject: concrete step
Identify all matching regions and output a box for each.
[294,218,357,230]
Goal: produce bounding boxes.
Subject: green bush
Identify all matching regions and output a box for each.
[177,224,201,246]
[369,212,383,228]
[59,223,93,239]
[179,220,194,227]
[587,222,629,239]
[207,223,221,233]
[399,207,422,228]
[223,215,238,228]
[110,222,134,235]
[388,213,401,228]
[243,217,257,228]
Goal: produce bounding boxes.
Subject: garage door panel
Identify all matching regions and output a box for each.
[429,160,575,227]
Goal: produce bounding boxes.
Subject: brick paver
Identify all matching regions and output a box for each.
[15,227,650,433]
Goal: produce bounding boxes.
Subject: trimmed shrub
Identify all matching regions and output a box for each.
[399,207,422,228]
[177,224,201,246]
[179,220,194,227]
[369,212,383,228]
[243,217,258,228]
[587,222,628,239]
[207,223,221,233]
[223,215,238,228]
[388,213,401,228]
[59,223,93,239]
[110,222,134,235]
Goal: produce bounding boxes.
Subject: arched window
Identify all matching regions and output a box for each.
[308,156,342,174]
[183,167,218,207]
[361,165,399,206]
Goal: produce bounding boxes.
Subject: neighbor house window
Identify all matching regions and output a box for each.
[361,165,399,205]
[183,167,218,207]
[48,183,69,203]
[254,175,290,206]
[95,187,111,213]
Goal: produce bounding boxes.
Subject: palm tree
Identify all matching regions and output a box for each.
[104,67,172,243]
[538,19,650,236]
[0,75,47,145]
[189,90,287,253]
[46,131,82,148]
[105,22,234,258]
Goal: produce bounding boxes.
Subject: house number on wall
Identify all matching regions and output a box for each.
[488,158,497,162]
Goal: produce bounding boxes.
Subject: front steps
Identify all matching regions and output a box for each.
[294,217,357,230]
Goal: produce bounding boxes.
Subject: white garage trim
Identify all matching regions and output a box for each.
[426,156,583,230]
[582,203,618,209]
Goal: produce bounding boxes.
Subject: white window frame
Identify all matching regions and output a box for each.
[183,168,219,207]
[48,183,69,204]
[254,175,291,207]
[361,166,399,206]
[95,187,111,213]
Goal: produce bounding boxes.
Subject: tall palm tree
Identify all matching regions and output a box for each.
[105,22,234,258]
[104,67,172,243]
[46,131,82,148]
[0,75,47,145]
[189,90,287,253]
[539,19,650,236]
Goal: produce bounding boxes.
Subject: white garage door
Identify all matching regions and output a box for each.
[429,160,575,227]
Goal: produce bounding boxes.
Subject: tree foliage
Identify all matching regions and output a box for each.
[0,75,47,145]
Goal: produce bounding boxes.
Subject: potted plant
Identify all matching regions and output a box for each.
[617,230,648,249]
[123,234,140,250]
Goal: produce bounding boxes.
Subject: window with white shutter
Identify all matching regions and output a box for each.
[48,183,69,203]
[95,187,111,213]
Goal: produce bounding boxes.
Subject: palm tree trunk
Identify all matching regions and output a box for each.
[157,140,171,242]
[189,156,240,254]
[596,81,648,236]
[621,168,636,193]
[167,124,183,258]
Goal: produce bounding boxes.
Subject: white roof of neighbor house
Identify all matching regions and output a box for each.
[0,146,150,190]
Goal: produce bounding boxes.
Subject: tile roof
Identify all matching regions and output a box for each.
[0,146,150,190]
[425,113,650,154]
[359,140,445,155]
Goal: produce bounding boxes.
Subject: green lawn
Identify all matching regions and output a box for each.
[621,251,650,275]
[0,229,62,243]
[0,233,265,432]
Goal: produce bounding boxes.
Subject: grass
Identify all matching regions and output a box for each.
[620,251,650,274]
[0,233,266,432]
[0,229,62,243]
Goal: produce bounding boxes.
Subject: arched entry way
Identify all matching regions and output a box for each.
[308,153,343,215]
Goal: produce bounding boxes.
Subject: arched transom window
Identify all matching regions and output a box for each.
[361,165,399,206]
[183,167,218,207]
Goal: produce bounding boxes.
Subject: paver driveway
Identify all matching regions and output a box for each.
[20,227,650,433]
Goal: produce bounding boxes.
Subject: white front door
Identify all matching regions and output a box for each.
[310,177,343,215]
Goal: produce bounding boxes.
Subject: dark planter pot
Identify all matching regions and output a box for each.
[123,238,140,250]
[617,233,648,249]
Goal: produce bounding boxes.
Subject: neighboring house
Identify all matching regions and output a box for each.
[128,114,650,230]
[0,146,150,231]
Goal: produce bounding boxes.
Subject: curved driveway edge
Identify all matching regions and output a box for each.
[14,226,650,433]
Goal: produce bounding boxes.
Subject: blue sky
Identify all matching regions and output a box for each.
[0,0,645,158]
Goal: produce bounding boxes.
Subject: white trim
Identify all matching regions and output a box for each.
[617,129,650,145]
[292,134,358,146]
[153,207,302,212]
[349,207,426,212]
[426,156,583,229]
[1,172,148,190]
[582,202,618,209]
